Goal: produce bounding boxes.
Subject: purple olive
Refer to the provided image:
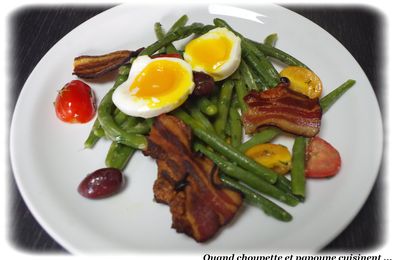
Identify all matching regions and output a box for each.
[192,71,216,96]
[78,168,124,199]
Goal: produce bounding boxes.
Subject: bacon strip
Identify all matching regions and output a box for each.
[143,114,242,242]
[242,83,322,137]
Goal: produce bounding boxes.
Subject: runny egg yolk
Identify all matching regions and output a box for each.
[185,35,233,72]
[130,59,188,99]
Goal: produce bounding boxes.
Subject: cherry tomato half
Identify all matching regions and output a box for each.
[54,80,96,123]
[305,136,341,178]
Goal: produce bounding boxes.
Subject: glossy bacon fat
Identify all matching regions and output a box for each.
[242,83,322,137]
[143,114,242,242]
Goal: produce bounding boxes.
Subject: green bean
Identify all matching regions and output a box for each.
[224,118,232,137]
[165,45,178,55]
[85,118,104,138]
[164,15,189,54]
[186,104,215,133]
[112,107,121,116]
[239,60,260,91]
[275,175,305,203]
[172,109,278,184]
[118,64,131,76]
[214,80,234,138]
[291,137,307,197]
[105,118,138,170]
[93,126,105,138]
[131,122,151,135]
[264,33,278,47]
[168,15,189,33]
[114,110,128,126]
[320,80,356,113]
[249,67,264,90]
[154,22,165,39]
[195,24,216,36]
[275,175,292,193]
[172,109,204,129]
[84,129,100,149]
[229,101,243,147]
[196,97,218,116]
[234,79,248,114]
[219,174,292,222]
[140,23,205,56]
[251,40,308,68]
[105,142,135,170]
[154,22,167,53]
[125,122,149,135]
[194,143,298,206]
[120,116,139,130]
[238,127,281,153]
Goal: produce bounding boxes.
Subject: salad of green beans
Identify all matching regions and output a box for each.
[82,15,356,222]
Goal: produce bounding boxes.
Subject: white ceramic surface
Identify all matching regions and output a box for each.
[10,4,383,253]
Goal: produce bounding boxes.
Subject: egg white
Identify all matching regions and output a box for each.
[184,27,241,81]
[112,56,194,118]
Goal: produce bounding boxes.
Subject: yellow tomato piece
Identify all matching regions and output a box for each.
[279,66,322,99]
[245,143,292,175]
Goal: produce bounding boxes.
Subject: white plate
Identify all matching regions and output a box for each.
[10,4,383,253]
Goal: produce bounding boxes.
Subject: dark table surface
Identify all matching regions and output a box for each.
[8,5,385,254]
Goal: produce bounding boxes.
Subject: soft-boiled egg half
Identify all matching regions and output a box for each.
[184,27,241,81]
[112,55,194,118]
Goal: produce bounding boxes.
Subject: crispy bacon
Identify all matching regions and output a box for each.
[143,114,242,242]
[242,83,322,137]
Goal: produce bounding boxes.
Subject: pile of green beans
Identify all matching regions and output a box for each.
[173,109,279,183]
[83,14,356,223]
[220,174,292,222]
[154,15,189,54]
[214,18,280,89]
[194,142,299,207]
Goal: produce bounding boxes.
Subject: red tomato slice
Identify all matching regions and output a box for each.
[151,53,183,59]
[305,136,341,178]
[54,80,96,123]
